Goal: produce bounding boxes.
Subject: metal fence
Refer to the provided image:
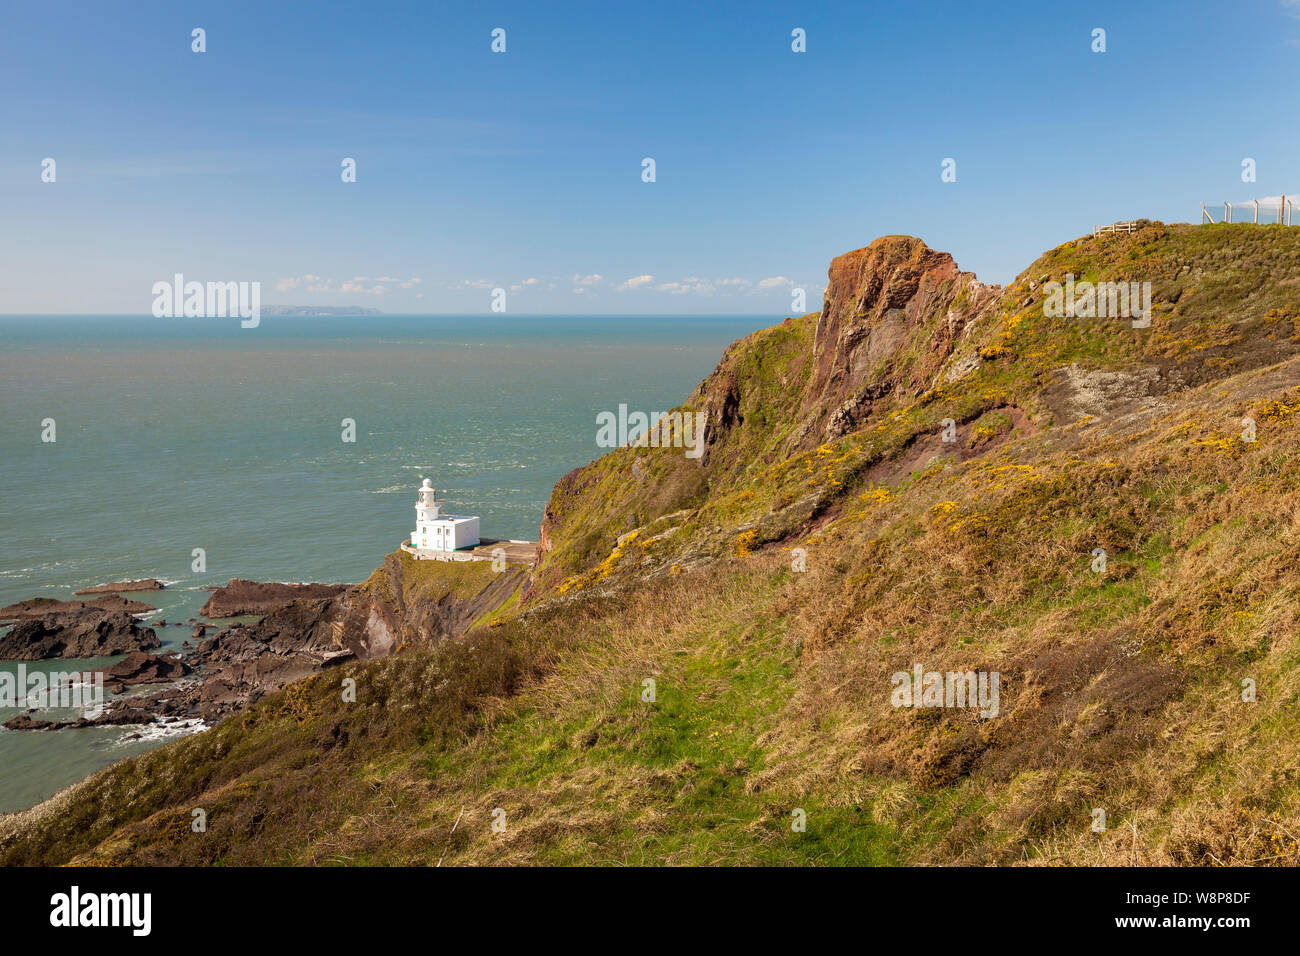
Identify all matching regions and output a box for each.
[1202,196,1295,225]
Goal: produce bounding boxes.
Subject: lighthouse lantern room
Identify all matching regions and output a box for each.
[412,479,481,552]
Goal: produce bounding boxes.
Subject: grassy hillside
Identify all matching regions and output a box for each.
[5,222,1300,866]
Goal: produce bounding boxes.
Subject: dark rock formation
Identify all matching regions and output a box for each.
[199,579,348,618]
[99,651,191,689]
[5,559,523,729]
[3,708,157,731]
[74,579,166,595]
[0,610,160,660]
[0,595,155,621]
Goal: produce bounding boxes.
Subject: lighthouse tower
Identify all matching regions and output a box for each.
[416,478,441,521]
[411,478,480,553]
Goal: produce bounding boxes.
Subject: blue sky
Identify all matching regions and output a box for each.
[3,0,1299,314]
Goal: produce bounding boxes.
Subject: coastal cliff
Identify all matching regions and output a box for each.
[7,222,1300,867]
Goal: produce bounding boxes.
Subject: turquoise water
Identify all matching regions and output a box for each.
[0,313,771,811]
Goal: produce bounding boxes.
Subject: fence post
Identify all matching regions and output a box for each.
[1254,199,1260,224]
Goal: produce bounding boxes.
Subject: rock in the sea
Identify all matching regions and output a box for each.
[199,578,348,618]
[0,609,160,660]
[3,705,157,731]
[74,578,166,595]
[0,594,155,621]
[99,651,191,689]
[192,624,206,640]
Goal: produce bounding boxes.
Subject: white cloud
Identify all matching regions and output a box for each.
[594,273,807,297]
[657,279,716,295]
[273,274,421,296]
[275,273,324,292]
[340,281,386,295]
[417,271,807,302]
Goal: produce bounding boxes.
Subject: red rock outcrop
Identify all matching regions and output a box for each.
[801,235,1000,442]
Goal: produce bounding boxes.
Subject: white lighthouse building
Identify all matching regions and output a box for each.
[411,479,481,553]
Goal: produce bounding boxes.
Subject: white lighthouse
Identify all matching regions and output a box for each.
[411,479,481,553]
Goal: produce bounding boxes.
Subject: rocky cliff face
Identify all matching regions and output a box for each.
[339,553,526,651]
[801,235,1000,443]
[673,236,1000,467]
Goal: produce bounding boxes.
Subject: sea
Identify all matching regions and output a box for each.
[0,313,771,812]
